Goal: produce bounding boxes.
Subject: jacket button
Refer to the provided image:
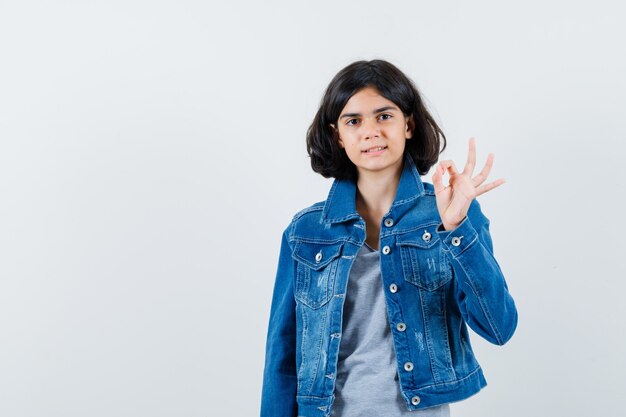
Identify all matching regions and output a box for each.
[451,236,462,247]
[422,230,431,242]
[389,283,398,293]
[396,322,406,332]
[384,218,394,227]
[411,396,421,405]
[382,245,391,255]
[315,251,323,262]
[404,362,414,371]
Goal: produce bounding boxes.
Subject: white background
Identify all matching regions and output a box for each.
[1,1,625,416]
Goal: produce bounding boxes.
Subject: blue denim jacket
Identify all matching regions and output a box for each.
[261,153,518,417]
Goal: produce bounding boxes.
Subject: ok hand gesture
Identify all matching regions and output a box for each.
[431,137,505,231]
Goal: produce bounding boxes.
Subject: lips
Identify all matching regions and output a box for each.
[362,145,388,153]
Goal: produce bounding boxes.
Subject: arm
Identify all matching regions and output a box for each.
[436,198,518,345]
[260,226,298,416]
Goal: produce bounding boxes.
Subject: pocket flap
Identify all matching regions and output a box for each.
[396,224,440,249]
[293,240,344,270]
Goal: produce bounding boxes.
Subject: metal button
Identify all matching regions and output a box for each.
[389,283,398,293]
[382,245,391,255]
[451,236,462,247]
[422,230,431,242]
[396,322,406,332]
[315,251,323,262]
[404,362,414,371]
[384,218,394,227]
[411,396,421,405]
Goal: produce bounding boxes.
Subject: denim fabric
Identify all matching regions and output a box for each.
[260,153,518,417]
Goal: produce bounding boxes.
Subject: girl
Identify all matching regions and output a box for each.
[260,59,518,417]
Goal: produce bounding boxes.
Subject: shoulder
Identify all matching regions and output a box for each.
[280,200,326,241]
[292,200,326,222]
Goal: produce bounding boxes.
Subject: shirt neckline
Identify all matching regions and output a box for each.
[363,241,379,253]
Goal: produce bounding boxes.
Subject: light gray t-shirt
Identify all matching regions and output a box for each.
[330,242,450,417]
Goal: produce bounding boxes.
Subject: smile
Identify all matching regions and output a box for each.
[362,146,387,153]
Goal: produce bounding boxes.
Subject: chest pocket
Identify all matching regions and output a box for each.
[292,240,344,309]
[397,225,452,291]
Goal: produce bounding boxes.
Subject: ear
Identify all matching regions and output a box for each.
[330,123,345,148]
[405,114,415,139]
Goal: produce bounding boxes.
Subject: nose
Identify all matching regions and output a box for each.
[361,116,380,139]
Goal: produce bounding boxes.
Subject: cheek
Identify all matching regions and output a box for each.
[346,145,361,158]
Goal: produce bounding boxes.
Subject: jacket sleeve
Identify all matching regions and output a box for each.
[435,198,518,345]
[260,225,298,416]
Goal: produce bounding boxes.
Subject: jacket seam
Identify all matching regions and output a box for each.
[409,365,483,390]
[293,204,324,222]
[290,237,349,245]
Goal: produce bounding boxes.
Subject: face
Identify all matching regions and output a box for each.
[330,86,413,179]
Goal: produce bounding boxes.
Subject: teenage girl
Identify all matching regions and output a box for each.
[261,59,517,417]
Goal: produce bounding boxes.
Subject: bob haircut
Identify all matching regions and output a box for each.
[306,59,447,181]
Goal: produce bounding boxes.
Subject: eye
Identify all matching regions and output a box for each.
[379,113,393,121]
[346,118,359,126]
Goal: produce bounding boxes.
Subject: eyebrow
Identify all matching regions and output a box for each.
[339,105,399,119]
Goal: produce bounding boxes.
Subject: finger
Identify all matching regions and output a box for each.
[472,153,495,187]
[476,178,505,196]
[439,160,459,176]
[431,163,447,195]
[463,137,477,177]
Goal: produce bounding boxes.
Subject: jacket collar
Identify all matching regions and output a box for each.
[321,153,426,224]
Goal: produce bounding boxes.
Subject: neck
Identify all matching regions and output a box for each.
[355,162,403,219]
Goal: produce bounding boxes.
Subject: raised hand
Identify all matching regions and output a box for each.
[431,137,505,231]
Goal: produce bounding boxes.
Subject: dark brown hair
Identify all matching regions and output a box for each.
[306,59,446,181]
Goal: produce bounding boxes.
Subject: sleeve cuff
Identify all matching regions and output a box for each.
[436,215,479,257]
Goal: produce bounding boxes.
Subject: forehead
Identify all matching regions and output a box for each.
[341,86,399,112]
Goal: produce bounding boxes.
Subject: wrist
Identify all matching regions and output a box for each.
[442,221,460,231]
